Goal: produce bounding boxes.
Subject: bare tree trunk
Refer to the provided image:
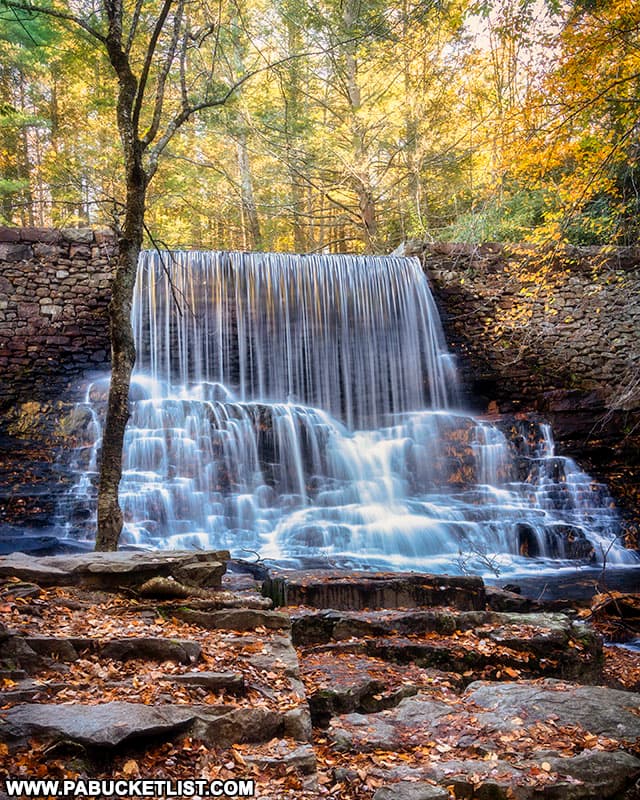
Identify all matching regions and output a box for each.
[284,11,306,253]
[94,221,142,552]
[95,168,145,550]
[343,0,377,253]
[236,127,262,250]
[95,29,147,551]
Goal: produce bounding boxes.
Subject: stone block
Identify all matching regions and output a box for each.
[0,243,31,262]
[94,228,117,245]
[20,228,61,243]
[33,243,61,258]
[60,228,94,244]
[0,226,22,242]
[40,305,63,317]
[69,244,92,259]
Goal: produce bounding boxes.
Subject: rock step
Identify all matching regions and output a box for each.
[267,571,486,611]
[0,550,229,589]
[292,607,491,645]
[295,610,602,685]
[0,700,313,750]
[243,740,318,793]
[160,593,272,610]
[291,607,591,644]
[299,650,463,727]
[368,751,640,800]
[328,680,640,753]
[325,680,640,800]
[159,671,245,692]
[171,608,290,631]
[2,635,202,669]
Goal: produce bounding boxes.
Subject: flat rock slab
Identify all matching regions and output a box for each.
[329,694,455,751]
[172,608,290,631]
[271,571,485,611]
[0,550,229,589]
[160,671,245,691]
[329,678,640,753]
[466,679,640,741]
[373,783,450,800]
[230,634,301,678]
[0,702,306,750]
[370,751,640,800]
[14,635,201,665]
[291,608,493,645]
[0,702,195,748]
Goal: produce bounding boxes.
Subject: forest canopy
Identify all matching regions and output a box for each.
[1,0,638,253]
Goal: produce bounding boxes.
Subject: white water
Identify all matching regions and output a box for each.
[63,250,636,575]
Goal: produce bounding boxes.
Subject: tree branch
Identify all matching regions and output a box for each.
[0,0,106,42]
[125,0,145,55]
[131,0,174,138]
[141,0,185,147]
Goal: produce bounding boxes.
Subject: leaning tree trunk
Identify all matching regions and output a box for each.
[95,171,146,551]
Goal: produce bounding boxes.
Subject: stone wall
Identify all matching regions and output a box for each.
[0,227,116,538]
[406,241,640,412]
[0,226,116,411]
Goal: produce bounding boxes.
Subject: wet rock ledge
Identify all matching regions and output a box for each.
[0,554,639,799]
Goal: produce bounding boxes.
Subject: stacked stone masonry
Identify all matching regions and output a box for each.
[405,241,640,413]
[0,226,116,409]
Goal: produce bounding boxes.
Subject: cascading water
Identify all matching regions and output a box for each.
[64,250,637,575]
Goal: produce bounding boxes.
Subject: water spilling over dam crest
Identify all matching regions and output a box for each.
[65,251,636,574]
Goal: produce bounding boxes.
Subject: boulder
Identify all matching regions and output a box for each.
[466,679,640,740]
[308,672,386,727]
[283,706,313,742]
[190,706,284,747]
[373,784,450,800]
[160,671,244,691]
[545,750,640,799]
[100,637,201,664]
[0,550,229,590]
[172,608,290,631]
[0,702,195,748]
[279,571,486,611]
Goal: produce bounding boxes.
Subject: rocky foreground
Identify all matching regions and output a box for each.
[0,551,638,799]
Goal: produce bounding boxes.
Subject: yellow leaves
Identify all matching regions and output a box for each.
[122,759,140,777]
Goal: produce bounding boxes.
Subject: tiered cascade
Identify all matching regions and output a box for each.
[63,251,635,574]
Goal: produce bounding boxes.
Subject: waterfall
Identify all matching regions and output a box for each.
[64,250,636,575]
[132,251,459,428]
